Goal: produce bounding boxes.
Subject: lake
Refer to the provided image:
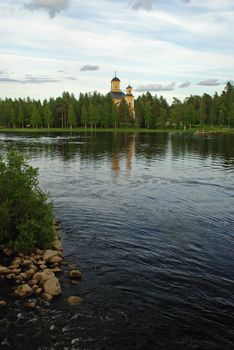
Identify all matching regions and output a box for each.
[0,131,234,350]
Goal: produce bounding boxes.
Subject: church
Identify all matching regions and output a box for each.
[110,74,135,115]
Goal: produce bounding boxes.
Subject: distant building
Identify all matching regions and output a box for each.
[110,74,135,115]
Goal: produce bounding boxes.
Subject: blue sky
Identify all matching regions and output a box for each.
[0,0,233,102]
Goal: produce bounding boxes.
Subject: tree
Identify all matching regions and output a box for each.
[81,105,88,128]
[68,103,76,129]
[30,105,41,129]
[0,151,54,253]
[44,104,54,128]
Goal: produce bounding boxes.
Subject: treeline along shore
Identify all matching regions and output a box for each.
[0,82,234,130]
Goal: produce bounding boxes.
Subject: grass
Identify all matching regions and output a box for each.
[0,126,234,134]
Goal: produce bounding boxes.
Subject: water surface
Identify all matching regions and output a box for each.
[0,132,234,350]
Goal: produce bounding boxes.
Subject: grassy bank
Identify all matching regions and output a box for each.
[0,126,234,134]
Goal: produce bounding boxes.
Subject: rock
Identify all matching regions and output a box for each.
[51,268,62,273]
[70,280,80,285]
[19,272,28,280]
[48,256,63,264]
[35,288,42,295]
[0,300,7,307]
[33,269,62,297]
[14,284,33,298]
[43,249,59,262]
[25,269,35,278]
[69,270,82,280]
[43,277,62,297]
[52,240,62,251]
[3,247,13,256]
[33,269,54,285]
[24,299,37,309]
[39,264,47,270]
[0,266,9,274]
[9,268,21,274]
[22,259,32,267]
[67,296,82,306]
[35,249,44,255]
[42,293,53,302]
[37,260,45,266]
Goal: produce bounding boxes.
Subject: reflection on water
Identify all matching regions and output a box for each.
[0,131,234,350]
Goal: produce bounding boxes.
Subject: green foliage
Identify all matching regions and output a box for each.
[0,150,54,253]
[0,82,234,129]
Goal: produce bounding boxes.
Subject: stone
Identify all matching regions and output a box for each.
[14,284,33,298]
[48,256,63,264]
[33,269,55,285]
[70,280,79,285]
[22,259,32,267]
[0,266,8,274]
[69,270,82,280]
[52,239,62,251]
[43,249,59,262]
[35,288,42,295]
[24,299,37,309]
[42,293,53,302]
[67,296,82,306]
[51,268,62,273]
[43,277,62,297]
[25,269,35,278]
[9,268,21,274]
[19,272,28,280]
[37,260,45,266]
[39,264,47,270]
[0,300,7,307]
[3,247,13,256]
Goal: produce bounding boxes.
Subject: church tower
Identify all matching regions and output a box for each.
[111,73,121,92]
[125,85,135,112]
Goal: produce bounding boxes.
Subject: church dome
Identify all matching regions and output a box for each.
[111,77,120,82]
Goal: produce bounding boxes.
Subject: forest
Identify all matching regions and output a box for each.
[0,82,233,129]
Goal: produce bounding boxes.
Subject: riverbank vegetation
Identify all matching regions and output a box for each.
[0,151,54,253]
[0,82,234,130]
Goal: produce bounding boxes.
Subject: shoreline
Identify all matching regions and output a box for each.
[0,220,82,308]
[0,127,234,134]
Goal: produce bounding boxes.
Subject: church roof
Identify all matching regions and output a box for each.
[126,85,132,89]
[110,91,125,99]
[111,77,120,82]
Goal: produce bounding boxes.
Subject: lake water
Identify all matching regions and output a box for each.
[0,131,234,350]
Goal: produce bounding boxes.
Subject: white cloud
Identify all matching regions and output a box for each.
[80,65,100,72]
[24,0,70,18]
[136,82,176,92]
[179,81,192,88]
[197,79,221,86]
[132,0,154,11]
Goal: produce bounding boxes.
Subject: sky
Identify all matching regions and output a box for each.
[0,0,233,102]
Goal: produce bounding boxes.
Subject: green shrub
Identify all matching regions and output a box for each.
[0,150,54,253]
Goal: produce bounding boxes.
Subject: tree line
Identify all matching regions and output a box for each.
[0,82,233,129]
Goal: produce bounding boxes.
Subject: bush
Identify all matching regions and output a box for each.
[0,150,54,253]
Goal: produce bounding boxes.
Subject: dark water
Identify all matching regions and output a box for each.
[0,132,234,350]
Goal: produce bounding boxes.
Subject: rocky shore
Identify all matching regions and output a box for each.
[0,220,82,308]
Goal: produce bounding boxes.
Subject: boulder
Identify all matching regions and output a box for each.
[43,249,59,262]
[67,296,82,306]
[69,270,82,280]
[33,269,55,285]
[43,277,62,297]
[14,284,33,298]
[22,259,32,267]
[48,256,63,264]
[25,269,35,278]
[0,300,7,307]
[39,264,47,270]
[0,266,9,274]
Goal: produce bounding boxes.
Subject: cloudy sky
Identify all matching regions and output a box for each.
[0,0,233,102]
